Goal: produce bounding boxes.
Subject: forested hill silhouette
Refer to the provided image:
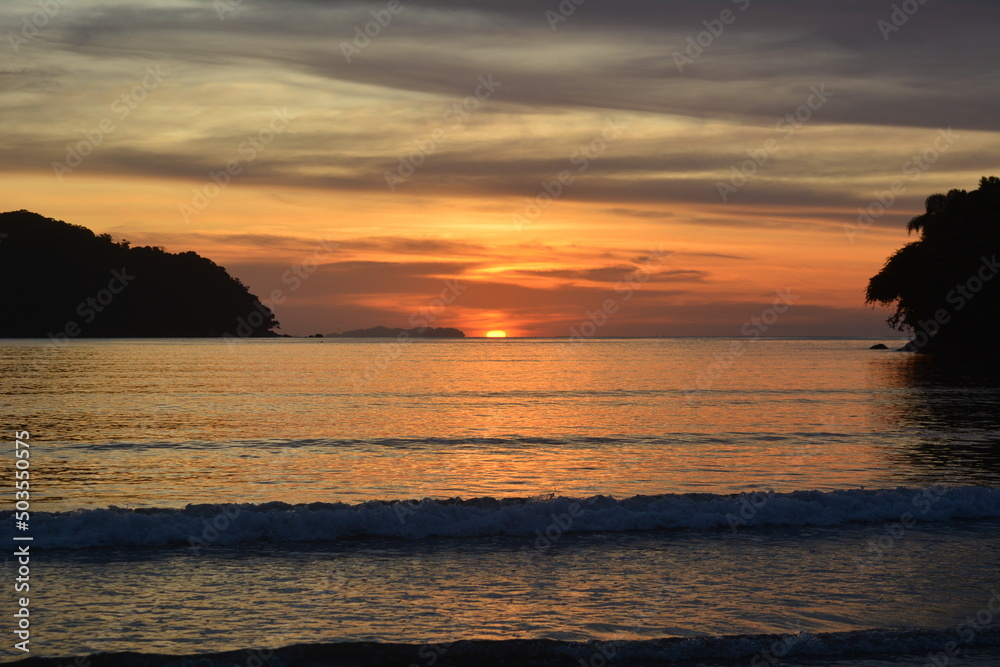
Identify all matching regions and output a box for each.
[1,210,280,339]
[866,176,1000,356]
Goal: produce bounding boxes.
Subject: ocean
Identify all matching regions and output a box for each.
[3,338,1000,666]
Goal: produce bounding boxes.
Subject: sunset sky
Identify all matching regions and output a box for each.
[3,0,998,337]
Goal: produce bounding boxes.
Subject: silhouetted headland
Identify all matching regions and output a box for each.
[866,176,1000,358]
[325,326,465,338]
[0,210,280,339]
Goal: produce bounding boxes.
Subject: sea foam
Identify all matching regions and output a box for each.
[8,627,1000,666]
[9,485,1000,550]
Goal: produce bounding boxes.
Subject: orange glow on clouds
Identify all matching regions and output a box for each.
[3,2,997,338]
[0,172,912,337]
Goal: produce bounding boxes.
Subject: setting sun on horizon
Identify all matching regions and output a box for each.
[3,1,999,663]
[5,1,997,338]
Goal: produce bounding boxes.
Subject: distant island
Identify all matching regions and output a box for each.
[866,176,999,356]
[0,210,280,339]
[325,326,465,338]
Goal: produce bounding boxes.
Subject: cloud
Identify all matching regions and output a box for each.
[2,0,993,337]
[119,230,491,258]
[3,0,998,237]
[510,266,708,284]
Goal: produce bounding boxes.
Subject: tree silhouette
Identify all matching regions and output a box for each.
[866,177,1000,353]
[1,210,280,338]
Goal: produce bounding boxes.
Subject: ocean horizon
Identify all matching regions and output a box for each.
[3,337,1000,666]
[6,0,999,663]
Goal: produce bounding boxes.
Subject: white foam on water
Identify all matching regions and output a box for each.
[12,485,1000,550]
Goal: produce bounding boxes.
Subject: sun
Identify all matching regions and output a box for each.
[485,330,507,338]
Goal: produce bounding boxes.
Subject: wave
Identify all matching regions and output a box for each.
[66,432,838,451]
[11,485,1000,551]
[9,626,1000,667]
[68,434,630,451]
